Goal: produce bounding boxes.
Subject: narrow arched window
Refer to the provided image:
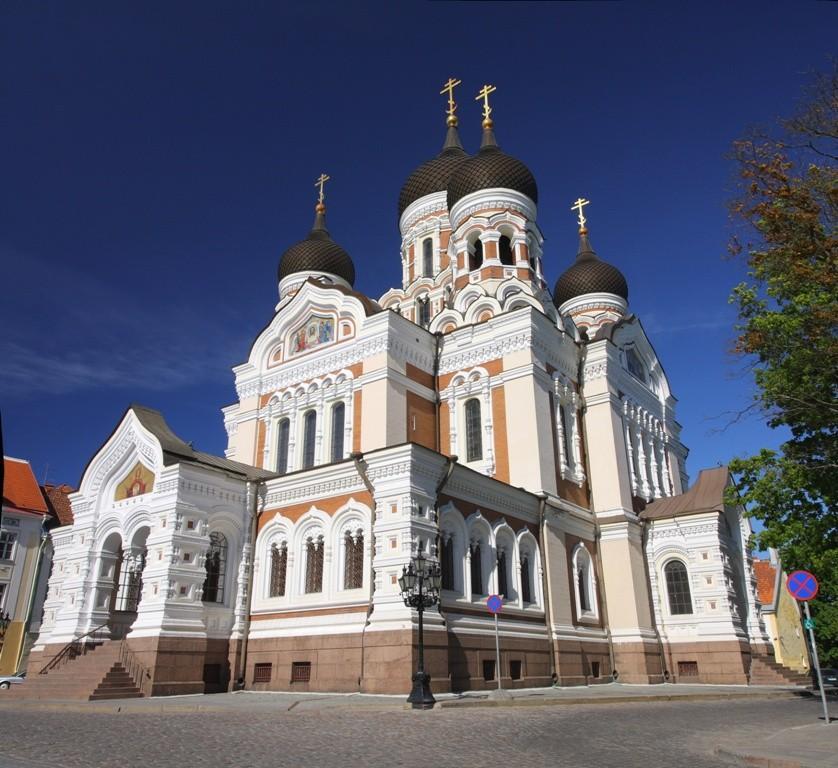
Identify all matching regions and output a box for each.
[441,534,455,591]
[269,542,287,597]
[331,402,345,462]
[276,418,290,475]
[521,554,532,604]
[560,404,574,468]
[497,549,508,598]
[578,562,591,612]
[664,560,693,615]
[465,398,483,462]
[417,296,430,328]
[203,532,228,604]
[304,535,324,594]
[470,239,483,271]
[302,410,316,469]
[343,530,364,590]
[499,235,514,266]
[470,541,483,596]
[422,237,433,277]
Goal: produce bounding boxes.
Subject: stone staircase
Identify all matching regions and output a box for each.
[750,655,811,687]
[7,640,145,701]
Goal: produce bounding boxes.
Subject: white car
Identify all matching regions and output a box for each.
[0,673,25,689]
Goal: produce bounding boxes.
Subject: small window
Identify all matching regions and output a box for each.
[0,532,17,560]
[291,661,312,683]
[678,660,699,677]
[422,237,433,277]
[253,663,272,683]
[269,542,287,597]
[521,554,533,604]
[626,348,647,382]
[343,530,364,590]
[470,239,483,271]
[276,418,290,475]
[302,410,317,469]
[465,398,483,462]
[591,661,601,679]
[578,564,591,612]
[665,561,693,615]
[203,532,228,604]
[573,545,595,618]
[498,235,514,266]
[470,541,483,596]
[509,660,522,680]
[330,402,345,462]
[417,296,430,328]
[559,404,574,469]
[482,659,496,681]
[304,535,324,594]
[497,550,508,599]
[441,535,455,591]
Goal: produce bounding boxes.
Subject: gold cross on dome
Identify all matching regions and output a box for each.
[440,77,462,119]
[475,83,497,121]
[314,173,330,204]
[571,197,591,230]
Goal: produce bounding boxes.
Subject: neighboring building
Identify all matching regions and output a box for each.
[0,458,63,675]
[27,85,784,698]
[754,550,809,674]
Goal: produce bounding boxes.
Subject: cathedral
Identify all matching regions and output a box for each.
[25,82,778,698]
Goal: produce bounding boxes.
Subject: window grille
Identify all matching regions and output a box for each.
[441,536,455,591]
[0,531,17,560]
[470,541,483,596]
[291,661,312,683]
[465,398,483,462]
[343,530,364,590]
[482,659,496,681]
[521,554,532,604]
[302,410,317,469]
[498,235,514,266]
[665,561,693,615]
[276,418,290,475]
[115,549,146,612]
[497,550,508,598]
[202,532,228,604]
[330,402,345,462]
[253,663,272,683]
[269,542,287,597]
[509,660,522,680]
[304,535,324,594]
[422,237,433,277]
[677,660,699,677]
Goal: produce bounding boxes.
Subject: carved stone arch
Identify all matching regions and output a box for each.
[505,293,543,313]
[94,517,125,554]
[428,309,463,334]
[453,283,487,314]
[123,509,154,548]
[463,296,503,325]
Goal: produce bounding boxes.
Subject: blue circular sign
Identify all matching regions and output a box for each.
[487,594,503,614]
[787,570,819,601]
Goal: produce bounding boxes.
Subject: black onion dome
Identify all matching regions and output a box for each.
[553,232,628,308]
[398,123,469,217]
[446,124,537,210]
[278,205,355,286]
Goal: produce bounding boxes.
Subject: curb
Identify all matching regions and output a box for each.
[714,747,802,767]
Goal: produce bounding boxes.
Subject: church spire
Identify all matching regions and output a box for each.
[476,83,498,150]
[439,77,464,153]
[311,173,330,236]
[571,197,594,256]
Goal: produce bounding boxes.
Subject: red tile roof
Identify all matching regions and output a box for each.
[42,483,75,526]
[2,456,49,514]
[754,559,777,606]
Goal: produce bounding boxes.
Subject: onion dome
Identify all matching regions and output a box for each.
[553,230,628,308]
[278,202,355,286]
[446,120,538,210]
[398,119,469,217]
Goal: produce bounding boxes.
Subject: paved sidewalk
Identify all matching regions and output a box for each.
[714,719,837,768]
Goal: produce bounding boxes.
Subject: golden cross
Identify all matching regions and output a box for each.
[440,77,462,119]
[475,83,497,121]
[571,197,591,230]
[314,173,330,204]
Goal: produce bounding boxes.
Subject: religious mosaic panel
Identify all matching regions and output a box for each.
[114,461,155,501]
[289,315,335,357]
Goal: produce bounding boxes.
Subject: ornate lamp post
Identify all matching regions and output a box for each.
[398,552,441,709]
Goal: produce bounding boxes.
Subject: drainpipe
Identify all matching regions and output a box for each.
[640,518,670,682]
[536,495,558,684]
[234,478,264,690]
[433,331,443,453]
[352,453,377,691]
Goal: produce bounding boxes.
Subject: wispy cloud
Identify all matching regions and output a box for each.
[641,312,734,336]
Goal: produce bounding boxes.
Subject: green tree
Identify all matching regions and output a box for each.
[726,66,837,666]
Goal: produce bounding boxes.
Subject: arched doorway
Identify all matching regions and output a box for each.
[110,526,149,639]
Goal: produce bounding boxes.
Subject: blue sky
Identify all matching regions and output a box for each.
[1,1,835,492]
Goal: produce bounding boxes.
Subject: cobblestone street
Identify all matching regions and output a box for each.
[0,696,831,767]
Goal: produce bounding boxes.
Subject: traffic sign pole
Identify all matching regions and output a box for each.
[494,612,502,693]
[802,601,830,725]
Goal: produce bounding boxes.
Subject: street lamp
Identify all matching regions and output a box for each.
[398,552,442,709]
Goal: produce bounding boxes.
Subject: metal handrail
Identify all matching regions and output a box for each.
[39,621,110,675]
[118,638,150,694]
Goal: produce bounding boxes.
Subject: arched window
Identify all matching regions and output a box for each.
[203,532,228,604]
[470,541,483,596]
[465,398,483,462]
[304,535,324,594]
[498,235,514,266]
[331,402,345,462]
[497,549,509,598]
[520,553,533,604]
[422,237,433,277]
[441,534,455,591]
[469,239,483,271]
[276,418,290,475]
[664,560,693,615]
[269,541,287,597]
[559,404,573,468]
[302,410,317,469]
[417,296,430,328]
[343,530,364,590]
[573,545,596,618]
[578,563,591,612]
